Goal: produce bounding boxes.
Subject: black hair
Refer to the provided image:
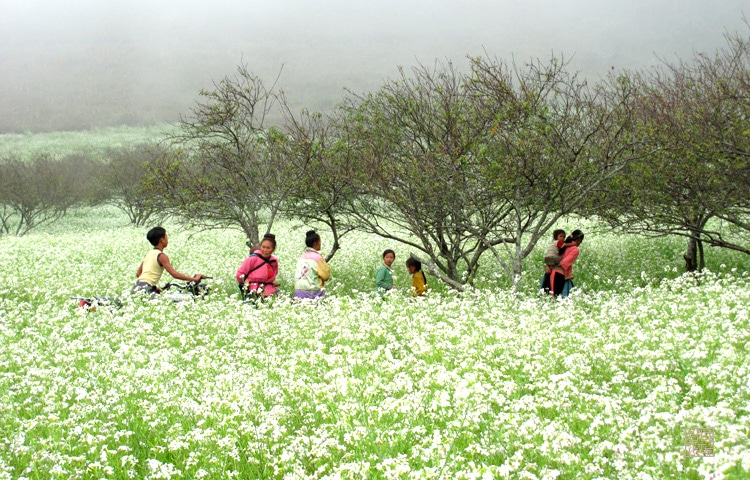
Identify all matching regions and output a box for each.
[564,229,585,243]
[146,226,166,247]
[405,256,422,272]
[261,233,276,249]
[382,249,395,259]
[552,229,565,240]
[305,230,321,248]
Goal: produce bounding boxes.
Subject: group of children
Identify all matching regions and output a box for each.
[375,249,429,297]
[134,225,585,300]
[133,227,426,301]
[134,225,583,300]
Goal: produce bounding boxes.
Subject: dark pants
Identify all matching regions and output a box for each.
[132,280,158,295]
[549,270,566,296]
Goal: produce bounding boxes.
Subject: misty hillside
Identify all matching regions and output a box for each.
[0,0,747,133]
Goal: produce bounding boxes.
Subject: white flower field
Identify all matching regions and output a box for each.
[0,207,748,479]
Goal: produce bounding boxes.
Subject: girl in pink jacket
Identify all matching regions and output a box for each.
[236,233,280,298]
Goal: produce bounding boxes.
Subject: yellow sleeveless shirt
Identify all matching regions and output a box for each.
[138,249,164,286]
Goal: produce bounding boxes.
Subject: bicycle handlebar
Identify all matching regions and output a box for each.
[161,276,212,296]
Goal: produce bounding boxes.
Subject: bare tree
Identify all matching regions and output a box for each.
[276,104,359,261]
[0,153,90,235]
[100,143,169,227]
[151,63,290,250]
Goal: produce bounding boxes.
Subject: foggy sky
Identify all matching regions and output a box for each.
[1,0,748,132]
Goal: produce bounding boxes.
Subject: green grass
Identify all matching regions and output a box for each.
[0,124,176,160]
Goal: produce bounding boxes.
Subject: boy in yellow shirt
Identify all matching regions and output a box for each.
[133,226,204,295]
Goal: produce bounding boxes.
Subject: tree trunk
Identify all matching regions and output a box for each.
[324,210,341,263]
[411,253,465,291]
[510,251,523,288]
[684,236,698,272]
[241,220,260,254]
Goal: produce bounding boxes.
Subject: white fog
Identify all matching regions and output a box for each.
[0,0,747,131]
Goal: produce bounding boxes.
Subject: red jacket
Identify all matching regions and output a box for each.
[556,245,579,280]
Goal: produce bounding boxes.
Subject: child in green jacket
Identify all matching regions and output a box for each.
[375,249,396,296]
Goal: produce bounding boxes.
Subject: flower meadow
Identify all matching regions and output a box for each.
[0,207,748,480]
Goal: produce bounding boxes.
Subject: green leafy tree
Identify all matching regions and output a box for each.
[466,55,642,283]
[340,57,640,288]
[594,30,750,270]
[340,61,497,289]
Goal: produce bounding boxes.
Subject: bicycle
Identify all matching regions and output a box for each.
[161,276,213,302]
